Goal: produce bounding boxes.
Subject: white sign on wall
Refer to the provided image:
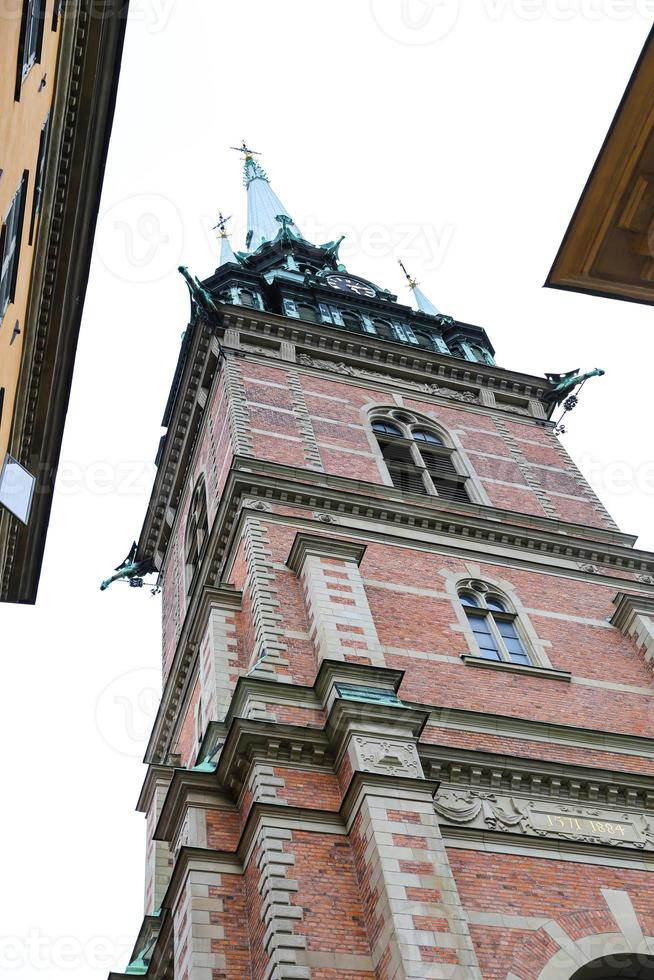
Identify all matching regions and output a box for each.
[0,454,36,525]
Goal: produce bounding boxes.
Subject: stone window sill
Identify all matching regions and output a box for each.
[460,654,571,682]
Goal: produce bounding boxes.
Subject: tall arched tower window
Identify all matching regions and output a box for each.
[371,411,470,502]
[184,476,208,590]
[458,580,532,665]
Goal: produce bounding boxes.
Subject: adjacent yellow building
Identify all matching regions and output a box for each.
[0,1,129,602]
[0,0,62,461]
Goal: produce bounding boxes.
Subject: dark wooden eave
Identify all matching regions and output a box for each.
[546,26,654,305]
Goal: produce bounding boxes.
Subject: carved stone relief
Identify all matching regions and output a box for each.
[313,511,339,524]
[433,789,654,850]
[352,736,423,778]
[297,354,480,405]
[243,498,272,512]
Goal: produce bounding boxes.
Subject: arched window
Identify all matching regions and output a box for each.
[371,412,470,502]
[412,328,438,350]
[466,343,494,366]
[185,477,208,590]
[239,289,256,307]
[372,318,396,341]
[341,310,363,332]
[458,581,531,665]
[570,953,654,978]
[296,303,320,323]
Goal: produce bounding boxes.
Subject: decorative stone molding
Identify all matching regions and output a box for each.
[253,825,311,980]
[312,511,339,524]
[352,735,422,778]
[243,497,273,512]
[286,533,366,573]
[424,750,654,811]
[215,719,332,802]
[297,352,481,405]
[433,788,654,851]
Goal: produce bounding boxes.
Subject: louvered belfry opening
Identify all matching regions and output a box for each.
[372,419,471,502]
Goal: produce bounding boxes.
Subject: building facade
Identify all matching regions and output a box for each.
[0,0,128,602]
[114,151,654,979]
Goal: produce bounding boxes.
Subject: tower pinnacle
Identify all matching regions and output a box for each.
[231,142,303,250]
[398,259,442,316]
[213,212,237,266]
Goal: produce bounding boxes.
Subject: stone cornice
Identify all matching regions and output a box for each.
[286,532,367,573]
[423,745,654,811]
[611,591,654,633]
[154,767,233,844]
[217,306,548,402]
[340,771,440,831]
[216,718,333,802]
[135,764,175,815]
[0,1,129,602]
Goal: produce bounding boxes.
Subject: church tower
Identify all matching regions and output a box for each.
[110,146,654,980]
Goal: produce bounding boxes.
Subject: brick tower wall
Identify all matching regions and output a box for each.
[139,341,654,980]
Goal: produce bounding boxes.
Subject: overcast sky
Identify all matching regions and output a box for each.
[1,3,653,976]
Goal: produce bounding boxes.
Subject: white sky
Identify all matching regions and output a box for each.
[1,3,653,976]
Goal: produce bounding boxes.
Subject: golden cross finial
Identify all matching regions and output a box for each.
[398,259,418,289]
[230,140,260,160]
[212,212,232,238]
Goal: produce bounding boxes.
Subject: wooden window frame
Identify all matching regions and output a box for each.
[0,172,29,323]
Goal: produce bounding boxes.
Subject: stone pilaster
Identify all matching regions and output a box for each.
[173,866,227,979]
[347,778,481,980]
[223,353,253,456]
[493,416,559,519]
[253,824,311,980]
[243,515,290,680]
[286,368,324,471]
[195,585,242,723]
[287,533,385,669]
[142,769,173,915]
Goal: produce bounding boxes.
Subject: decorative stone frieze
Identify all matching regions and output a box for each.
[433,788,654,850]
